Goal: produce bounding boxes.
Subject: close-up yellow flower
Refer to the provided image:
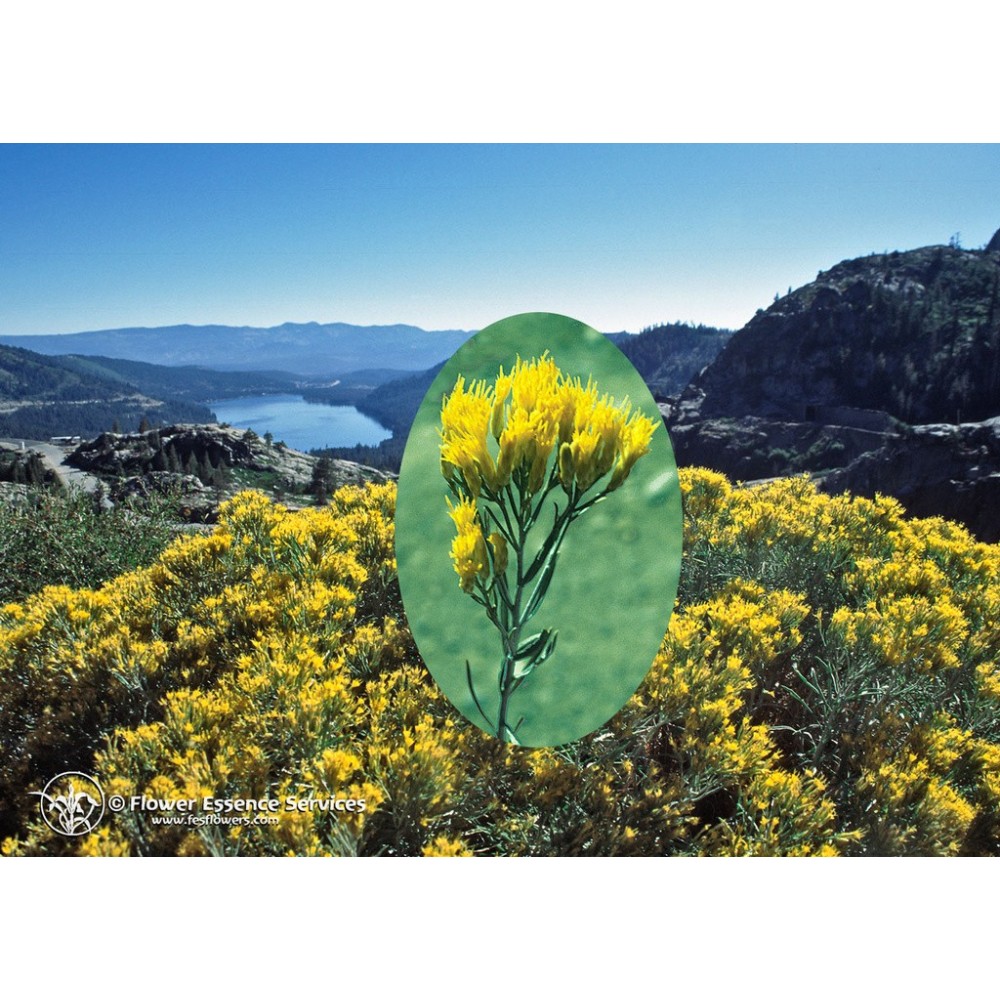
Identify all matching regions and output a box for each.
[438,353,660,743]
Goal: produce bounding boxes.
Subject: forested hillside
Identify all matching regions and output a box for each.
[0,345,213,438]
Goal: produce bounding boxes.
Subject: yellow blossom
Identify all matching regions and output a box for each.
[446,497,489,592]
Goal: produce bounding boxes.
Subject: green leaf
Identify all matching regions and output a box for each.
[516,631,548,660]
[465,660,494,731]
[536,629,558,665]
[512,629,558,679]
[524,510,564,582]
[524,553,559,619]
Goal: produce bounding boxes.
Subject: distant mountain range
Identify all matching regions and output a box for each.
[348,322,733,433]
[0,322,475,376]
[5,229,999,541]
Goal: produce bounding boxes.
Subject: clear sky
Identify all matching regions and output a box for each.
[1,144,997,337]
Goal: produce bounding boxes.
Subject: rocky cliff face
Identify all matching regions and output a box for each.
[666,233,1000,540]
[819,418,1000,542]
[688,241,1000,424]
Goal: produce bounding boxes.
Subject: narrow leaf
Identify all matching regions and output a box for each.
[512,629,558,679]
[524,514,564,582]
[465,660,494,731]
[525,553,559,620]
[515,631,548,660]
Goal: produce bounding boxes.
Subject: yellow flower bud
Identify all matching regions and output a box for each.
[490,368,512,442]
[558,442,574,490]
[570,428,601,492]
[488,532,508,575]
[608,409,658,491]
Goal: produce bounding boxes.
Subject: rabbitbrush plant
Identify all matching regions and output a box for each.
[439,353,658,743]
[2,475,998,856]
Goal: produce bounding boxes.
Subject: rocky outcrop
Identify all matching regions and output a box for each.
[68,424,392,497]
[680,243,1000,426]
[664,237,1000,540]
[71,424,296,476]
[667,410,1000,542]
[819,418,1000,542]
[668,415,895,482]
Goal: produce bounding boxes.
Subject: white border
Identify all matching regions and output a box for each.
[3,859,997,991]
[2,4,998,141]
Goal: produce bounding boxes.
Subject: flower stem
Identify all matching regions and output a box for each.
[497,646,517,742]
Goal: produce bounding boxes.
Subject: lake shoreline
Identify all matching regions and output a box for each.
[207,393,391,453]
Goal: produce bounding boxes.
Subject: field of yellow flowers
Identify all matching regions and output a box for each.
[1,472,998,856]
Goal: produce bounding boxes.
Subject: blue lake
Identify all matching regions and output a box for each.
[208,394,390,452]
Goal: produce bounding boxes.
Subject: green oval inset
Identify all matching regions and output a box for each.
[396,312,682,747]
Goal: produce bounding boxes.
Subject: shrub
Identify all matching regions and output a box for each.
[1,475,997,856]
[0,486,179,605]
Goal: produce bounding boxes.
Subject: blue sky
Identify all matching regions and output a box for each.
[1,144,997,337]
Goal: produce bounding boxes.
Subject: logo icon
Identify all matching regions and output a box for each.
[31,772,106,837]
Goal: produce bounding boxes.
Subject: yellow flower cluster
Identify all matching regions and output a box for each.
[677,468,1000,855]
[857,714,980,855]
[0,486,419,857]
[446,497,488,593]
[443,496,508,594]
[2,470,997,856]
[440,353,658,500]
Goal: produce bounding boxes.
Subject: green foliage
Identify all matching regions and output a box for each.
[0,486,180,605]
[0,345,124,403]
[54,354,297,403]
[0,400,213,440]
[618,322,733,397]
[310,456,335,503]
[312,436,405,473]
[0,344,214,439]
[227,465,299,497]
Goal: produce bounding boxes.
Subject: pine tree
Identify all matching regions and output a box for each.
[310,457,335,504]
[212,457,231,501]
[197,455,214,486]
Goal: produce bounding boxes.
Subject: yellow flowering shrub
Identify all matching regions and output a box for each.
[1,471,998,856]
[676,469,1000,855]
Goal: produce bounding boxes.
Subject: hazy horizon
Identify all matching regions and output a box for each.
[3,144,998,339]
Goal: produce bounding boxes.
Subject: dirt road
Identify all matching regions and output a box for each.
[0,439,102,493]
